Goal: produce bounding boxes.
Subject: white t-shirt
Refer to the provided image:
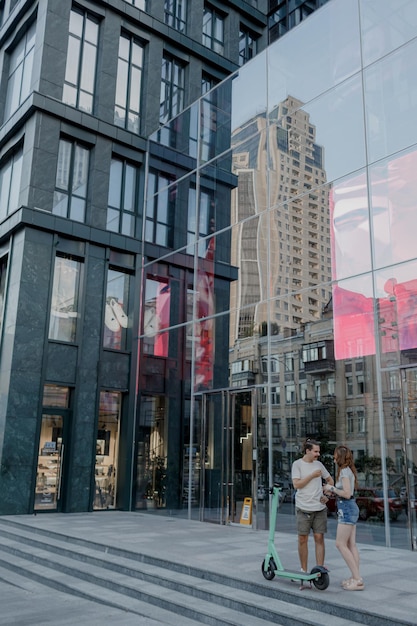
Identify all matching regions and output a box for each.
[292,458,330,512]
[336,466,355,495]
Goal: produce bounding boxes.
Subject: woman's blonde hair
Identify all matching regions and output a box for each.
[334,445,358,488]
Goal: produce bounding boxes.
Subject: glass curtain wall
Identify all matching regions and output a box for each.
[139,0,417,550]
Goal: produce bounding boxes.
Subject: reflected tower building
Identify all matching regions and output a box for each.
[230,96,331,345]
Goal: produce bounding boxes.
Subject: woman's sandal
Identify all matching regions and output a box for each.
[343,578,364,591]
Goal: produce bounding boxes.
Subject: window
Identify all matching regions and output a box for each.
[160,55,185,124]
[63,8,99,113]
[49,255,82,343]
[94,391,121,510]
[143,278,170,357]
[43,385,70,407]
[314,379,321,401]
[389,371,399,392]
[187,187,215,256]
[299,381,307,401]
[200,88,219,162]
[104,268,130,350]
[114,33,144,133]
[347,410,354,434]
[107,158,139,236]
[4,21,36,121]
[284,352,294,372]
[145,170,176,247]
[53,139,89,222]
[202,73,218,96]
[357,409,366,433]
[239,27,256,66]
[285,383,295,404]
[346,375,353,397]
[392,407,401,433]
[286,417,296,438]
[272,420,281,438]
[203,6,224,54]
[356,374,365,395]
[271,387,280,405]
[0,147,23,221]
[165,0,187,32]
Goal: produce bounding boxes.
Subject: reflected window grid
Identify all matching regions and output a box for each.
[160,55,185,124]
[52,139,90,222]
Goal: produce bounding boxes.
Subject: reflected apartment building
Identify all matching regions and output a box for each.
[144,0,417,551]
[1,0,417,551]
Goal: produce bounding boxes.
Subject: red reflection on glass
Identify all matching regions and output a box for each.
[330,148,417,359]
[194,235,215,390]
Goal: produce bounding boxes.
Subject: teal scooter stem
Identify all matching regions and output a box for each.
[261,485,330,590]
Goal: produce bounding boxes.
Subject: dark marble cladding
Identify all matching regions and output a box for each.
[0,415,37,515]
[6,369,42,418]
[46,343,78,383]
[2,415,38,465]
[0,463,34,515]
[66,464,93,513]
[99,351,130,389]
[11,326,45,372]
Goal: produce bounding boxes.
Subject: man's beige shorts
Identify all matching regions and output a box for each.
[296,507,327,535]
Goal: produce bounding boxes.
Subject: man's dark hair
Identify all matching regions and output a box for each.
[303,438,321,454]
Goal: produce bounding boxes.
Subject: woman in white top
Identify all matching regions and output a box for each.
[324,445,364,591]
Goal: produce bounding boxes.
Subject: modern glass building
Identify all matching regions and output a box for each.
[143,0,417,550]
[1,0,416,552]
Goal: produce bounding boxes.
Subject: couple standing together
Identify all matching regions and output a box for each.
[291,439,364,591]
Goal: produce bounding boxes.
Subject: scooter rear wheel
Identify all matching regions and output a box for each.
[310,566,330,590]
[261,557,276,580]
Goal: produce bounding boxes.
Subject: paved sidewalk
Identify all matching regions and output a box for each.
[1,510,416,625]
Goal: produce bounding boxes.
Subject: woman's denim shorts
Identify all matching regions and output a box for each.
[337,498,359,525]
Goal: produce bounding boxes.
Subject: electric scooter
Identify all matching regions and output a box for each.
[261,485,330,590]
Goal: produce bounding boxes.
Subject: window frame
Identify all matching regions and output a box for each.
[52,138,90,223]
[4,20,36,121]
[62,7,99,113]
[164,0,187,33]
[202,5,224,54]
[114,32,144,133]
[48,254,83,344]
[107,157,139,237]
[145,169,176,247]
[0,146,23,221]
[160,54,186,124]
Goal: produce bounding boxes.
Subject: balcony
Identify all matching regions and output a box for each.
[304,358,335,374]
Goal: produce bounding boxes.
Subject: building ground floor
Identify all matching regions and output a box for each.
[0,219,416,551]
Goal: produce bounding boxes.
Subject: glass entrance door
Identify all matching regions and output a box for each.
[198,389,257,526]
[400,368,417,549]
[34,414,66,511]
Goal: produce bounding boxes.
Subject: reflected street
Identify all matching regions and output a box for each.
[256,501,413,550]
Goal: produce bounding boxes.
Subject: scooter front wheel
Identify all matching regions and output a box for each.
[310,566,330,590]
[261,557,276,580]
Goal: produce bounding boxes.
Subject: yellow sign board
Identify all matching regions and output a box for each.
[240,497,252,525]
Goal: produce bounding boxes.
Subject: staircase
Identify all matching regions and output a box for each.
[0,517,409,626]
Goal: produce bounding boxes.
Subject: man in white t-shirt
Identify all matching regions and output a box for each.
[291,439,334,573]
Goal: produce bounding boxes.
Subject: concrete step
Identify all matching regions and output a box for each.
[0,518,408,626]
[0,564,169,626]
